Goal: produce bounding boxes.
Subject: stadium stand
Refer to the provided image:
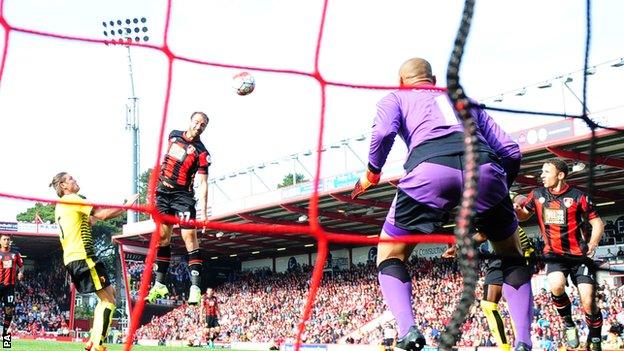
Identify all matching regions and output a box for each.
[12,254,70,336]
[131,257,624,348]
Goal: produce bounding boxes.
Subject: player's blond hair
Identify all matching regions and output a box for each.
[49,172,68,198]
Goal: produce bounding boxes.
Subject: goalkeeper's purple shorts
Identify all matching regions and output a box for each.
[382,155,517,242]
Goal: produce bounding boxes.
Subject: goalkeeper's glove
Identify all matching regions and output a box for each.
[351,166,381,199]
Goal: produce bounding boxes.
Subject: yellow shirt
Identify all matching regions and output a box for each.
[55,193,95,265]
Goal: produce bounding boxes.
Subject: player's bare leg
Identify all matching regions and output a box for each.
[181,228,202,304]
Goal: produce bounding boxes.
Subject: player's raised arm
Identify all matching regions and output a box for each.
[472,105,521,187]
[92,193,139,221]
[369,94,402,171]
[351,94,401,199]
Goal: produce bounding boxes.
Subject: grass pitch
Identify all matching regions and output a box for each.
[8,339,249,351]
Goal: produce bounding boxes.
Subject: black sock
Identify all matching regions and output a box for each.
[551,292,574,327]
[585,312,603,339]
[188,249,203,287]
[155,246,171,284]
[2,307,13,335]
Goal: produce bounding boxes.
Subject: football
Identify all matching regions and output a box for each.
[232,71,255,96]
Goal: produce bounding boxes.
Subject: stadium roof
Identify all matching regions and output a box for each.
[6,229,61,259]
[113,119,624,261]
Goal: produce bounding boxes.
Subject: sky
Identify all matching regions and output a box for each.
[0,0,623,221]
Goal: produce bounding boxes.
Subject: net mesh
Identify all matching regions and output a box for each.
[0,0,623,350]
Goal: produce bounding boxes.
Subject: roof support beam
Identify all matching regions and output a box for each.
[237,213,299,226]
[218,236,279,249]
[330,193,391,209]
[546,146,624,169]
[116,239,233,255]
[234,213,311,242]
[280,204,384,226]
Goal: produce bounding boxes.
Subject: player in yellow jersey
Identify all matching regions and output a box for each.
[50,172,138,351]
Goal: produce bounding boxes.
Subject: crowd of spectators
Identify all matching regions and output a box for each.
[135,304,204,344]
[12,256,70,335]
[135,257,624,349]
[136,263,386,345]
[5,251,624,349]
[127,258,191,304]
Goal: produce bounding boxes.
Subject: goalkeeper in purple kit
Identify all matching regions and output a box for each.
[352,58,533,351]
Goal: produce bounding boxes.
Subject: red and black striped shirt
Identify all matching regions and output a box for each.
[159,130,210,191]
[0,250,23,286]
[203,295,219,317]
[525,184,599,256]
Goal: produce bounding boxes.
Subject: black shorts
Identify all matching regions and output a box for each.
[383,338,394,346]
[205,315,220,328]
[473,196,517,243]
[65,258,111,294]
[545,254,596,286]
[155,186,197,229]
[484,257,538,288]
[484,259,503,286]
[0,285,15,307]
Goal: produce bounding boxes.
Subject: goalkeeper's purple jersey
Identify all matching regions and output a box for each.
[368,87,520,172]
